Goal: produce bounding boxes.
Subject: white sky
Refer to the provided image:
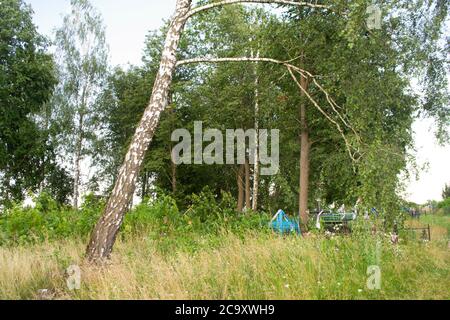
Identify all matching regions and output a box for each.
[25,0,449,204]
[27,0,177,67]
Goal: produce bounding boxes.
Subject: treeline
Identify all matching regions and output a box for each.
[1,0,448,228]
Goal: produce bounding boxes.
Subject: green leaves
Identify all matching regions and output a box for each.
[52,0,109,205]
[0,0,58,206]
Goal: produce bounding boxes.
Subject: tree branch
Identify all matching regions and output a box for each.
[186,0,330,18]
[177,56,299,69]
[291,69,361,141]
[287,68,360,163]
[177,56,362,163]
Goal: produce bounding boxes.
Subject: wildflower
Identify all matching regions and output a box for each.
[358,289,363,293]
[284,284,290,289]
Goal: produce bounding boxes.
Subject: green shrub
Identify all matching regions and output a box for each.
[0,190,271,248]
[0,193,102,245]
[123,194,181,237]
[437,198,450,215]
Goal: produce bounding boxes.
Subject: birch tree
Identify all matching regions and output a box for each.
[54,0,108,208]
[252,52,261,211]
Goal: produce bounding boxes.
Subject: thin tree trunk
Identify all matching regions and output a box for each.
[86,0,192,263]
[141,172,147,199]
[3,173,11,206]
[237,165,245,212]
[73,79,90,209]
[171,160,177,193]
[252,50,260,211]
[244,158,251,211]
[299,73,310,230]
[73,112,84,209]
[168,94,177,194]
[40,105,51,193]
[299,122,311,229]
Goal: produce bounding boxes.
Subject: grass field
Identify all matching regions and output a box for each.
[1,215,449,300]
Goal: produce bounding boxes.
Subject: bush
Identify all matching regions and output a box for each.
[0,193,102,246]
[0,190,271,248]
[123,194,181,237]
[437,198,450,215]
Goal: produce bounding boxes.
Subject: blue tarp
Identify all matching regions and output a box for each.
[270,210,301,235]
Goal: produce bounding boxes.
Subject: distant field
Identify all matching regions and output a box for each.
[1,220,449,300]
[406,214,450,242]
[420,215,450,238]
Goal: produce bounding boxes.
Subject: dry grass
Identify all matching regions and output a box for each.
[0,231,449,300]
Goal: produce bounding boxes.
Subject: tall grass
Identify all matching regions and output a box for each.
[0,231,448,300]
[1,192,448,300]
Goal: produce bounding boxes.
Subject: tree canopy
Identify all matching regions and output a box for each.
[0,0,64,206]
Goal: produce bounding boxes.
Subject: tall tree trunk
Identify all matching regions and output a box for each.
[141,172,148,199]
[86,0,192,263]
[299,73,310,230]
[252,50,260,211]
[168,94,177,194]
[171,160,177,193]
[237,165,245,212]
[39,104,51,193]
[244,157,251,211]
[73,112,84,209]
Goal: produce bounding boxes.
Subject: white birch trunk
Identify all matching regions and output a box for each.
[73,124,82,209]
[86,0,192,262]
[252,50,260,211]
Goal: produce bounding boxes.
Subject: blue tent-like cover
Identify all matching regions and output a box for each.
[270,210,301,235]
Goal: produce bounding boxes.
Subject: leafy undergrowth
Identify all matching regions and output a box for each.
[0,190,270,250]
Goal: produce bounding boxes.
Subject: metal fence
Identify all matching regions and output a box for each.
[404,224,431,241]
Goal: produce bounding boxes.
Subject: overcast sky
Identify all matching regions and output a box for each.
[25,0,450,204]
